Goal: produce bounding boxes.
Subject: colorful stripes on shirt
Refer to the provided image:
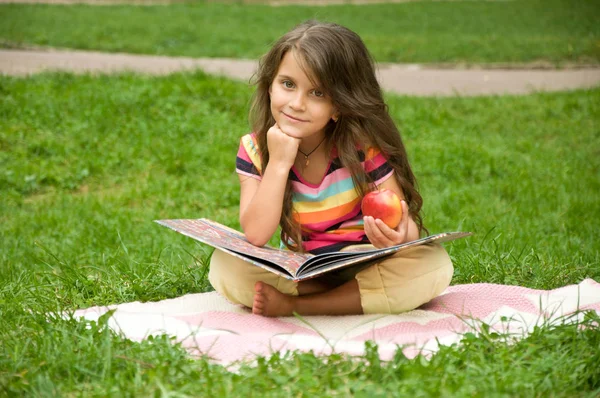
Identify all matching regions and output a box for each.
[235,133,394,254]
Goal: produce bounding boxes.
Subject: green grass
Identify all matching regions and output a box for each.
[1,71,599,395]
[1,0,599,65]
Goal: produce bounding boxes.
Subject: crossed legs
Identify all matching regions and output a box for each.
[208,243,453,316]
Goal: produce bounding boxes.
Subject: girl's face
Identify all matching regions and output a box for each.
[269,50,337,140]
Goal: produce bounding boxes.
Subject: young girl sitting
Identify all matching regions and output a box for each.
[209,20,453,317]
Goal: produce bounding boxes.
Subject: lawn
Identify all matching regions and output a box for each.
[1,70,599,395]
[1,0,600,394]
[0,0,599,65]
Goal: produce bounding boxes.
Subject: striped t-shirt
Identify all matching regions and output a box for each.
[235,133,394,254]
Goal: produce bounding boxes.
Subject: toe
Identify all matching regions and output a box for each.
[255,281,264,292]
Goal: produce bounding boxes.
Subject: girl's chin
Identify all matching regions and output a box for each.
[278,123,326,138]
[277,125,307,139]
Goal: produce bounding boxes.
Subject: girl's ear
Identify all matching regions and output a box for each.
[332,112,340,122]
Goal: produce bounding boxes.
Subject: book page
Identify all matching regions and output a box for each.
[155,219,313,277]
[296,231,472,280]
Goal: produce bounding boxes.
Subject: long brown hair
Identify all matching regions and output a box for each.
[249,20,425,251]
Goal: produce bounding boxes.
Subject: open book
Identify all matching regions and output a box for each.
[156,218,471,282]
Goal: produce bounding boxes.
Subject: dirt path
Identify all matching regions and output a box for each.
[0,0,515,4]
[2,48,599,96]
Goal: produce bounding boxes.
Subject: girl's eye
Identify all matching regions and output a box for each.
[283,80,295,89]
[313,90,324,98]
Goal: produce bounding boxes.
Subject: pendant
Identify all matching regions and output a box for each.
[305,156,310,167]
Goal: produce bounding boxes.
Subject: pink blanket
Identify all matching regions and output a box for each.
[72,279,600,366]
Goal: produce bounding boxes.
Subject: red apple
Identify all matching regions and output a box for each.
[361,189,403,229]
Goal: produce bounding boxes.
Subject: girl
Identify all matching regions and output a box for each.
[209,20,453,317]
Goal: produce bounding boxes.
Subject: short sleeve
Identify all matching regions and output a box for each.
[363,147,394,185]
[235,133,262,180]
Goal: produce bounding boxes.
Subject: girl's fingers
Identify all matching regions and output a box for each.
[363,216,375,238]
[364,202,411,248]
[374,219,398,242]
[266,124,300,167]
[365,217,394,248]
[363,217,380,247]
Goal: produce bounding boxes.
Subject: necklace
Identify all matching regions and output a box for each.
[298,136,326,167]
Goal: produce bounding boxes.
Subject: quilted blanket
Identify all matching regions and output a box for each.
[72,279,600,366]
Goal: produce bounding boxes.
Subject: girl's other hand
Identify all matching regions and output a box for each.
[363,200,411,248]
[266,123,301,170]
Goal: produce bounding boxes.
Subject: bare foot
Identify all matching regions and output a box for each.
[252,281,295,317]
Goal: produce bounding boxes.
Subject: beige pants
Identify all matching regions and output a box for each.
[208,243,453,314]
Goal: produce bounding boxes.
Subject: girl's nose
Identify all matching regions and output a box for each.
[289,92,306,110]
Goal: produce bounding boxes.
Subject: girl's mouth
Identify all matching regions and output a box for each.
[282,112,308,123]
